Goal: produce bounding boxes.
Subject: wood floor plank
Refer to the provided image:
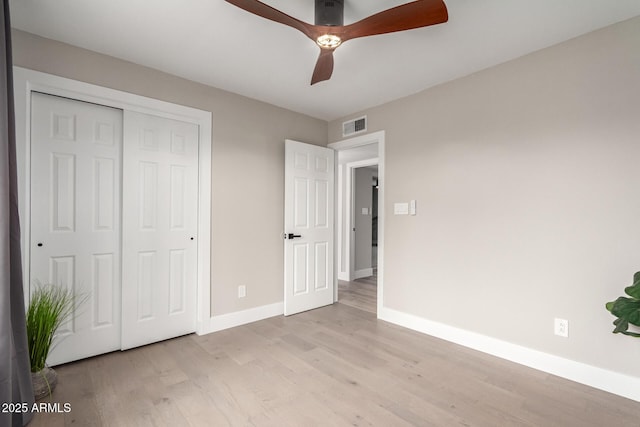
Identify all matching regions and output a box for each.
[338,273,377,313]
[27,282,640,426]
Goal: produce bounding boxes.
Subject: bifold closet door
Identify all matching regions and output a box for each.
[30,92,123,365]
[121,111,199,350]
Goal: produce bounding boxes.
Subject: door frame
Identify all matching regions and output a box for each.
[329,131,385,314]
[13,67,213,335]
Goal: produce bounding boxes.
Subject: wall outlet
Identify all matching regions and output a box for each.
[238,285,246,298]
[554,318,569,338]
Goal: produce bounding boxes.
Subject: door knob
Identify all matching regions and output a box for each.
[286,233,302,239]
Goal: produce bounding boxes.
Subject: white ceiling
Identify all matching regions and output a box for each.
[10,0,640,121]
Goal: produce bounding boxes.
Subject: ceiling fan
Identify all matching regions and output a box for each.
[225,0,448,85]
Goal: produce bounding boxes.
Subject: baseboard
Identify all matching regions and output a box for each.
[197,302,284,335]
[378,306,640,402]
[354,268,373,279]
[338,272,349,281]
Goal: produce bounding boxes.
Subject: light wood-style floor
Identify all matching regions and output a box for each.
[30,284,640,426]
[338,273,377,314]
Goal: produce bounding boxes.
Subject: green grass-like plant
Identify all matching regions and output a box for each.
[26,283,77,372]
[605,271,640,337]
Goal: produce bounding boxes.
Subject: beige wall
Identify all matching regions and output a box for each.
[329,16,640,377]
[12,30,328,317]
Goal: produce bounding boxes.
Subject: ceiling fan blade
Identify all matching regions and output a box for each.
[226,0,448,85]
[311,49,335,85]
[339,0,448,42]
[225,0,316,40]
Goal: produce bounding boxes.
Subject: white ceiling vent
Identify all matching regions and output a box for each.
[342,116,367,137]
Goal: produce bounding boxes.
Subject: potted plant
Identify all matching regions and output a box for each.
[605,271,640,337]
[26,283,78,400]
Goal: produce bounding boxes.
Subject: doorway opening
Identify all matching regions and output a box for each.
[339,163,378,314]
[329,131,384,316]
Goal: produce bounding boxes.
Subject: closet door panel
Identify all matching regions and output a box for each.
[30,92,122,365]
[121,111,198,350]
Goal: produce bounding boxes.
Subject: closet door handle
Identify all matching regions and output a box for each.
[286,233,302,239]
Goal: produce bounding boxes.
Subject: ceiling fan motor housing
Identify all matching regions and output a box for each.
[315,0,344,26]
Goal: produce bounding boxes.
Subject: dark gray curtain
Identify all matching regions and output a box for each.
[0,0,35,425]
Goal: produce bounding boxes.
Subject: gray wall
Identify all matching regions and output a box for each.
[354,167,376,274]
[12,30,328,317]
[329,16,640,377]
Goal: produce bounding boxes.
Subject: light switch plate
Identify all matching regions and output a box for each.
[362,207,369,215]
[394,202,409,215]
[409,200,417,215]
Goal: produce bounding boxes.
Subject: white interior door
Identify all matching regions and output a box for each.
[121,111,199,350]
[30,92,122,365]
[284,140,334,315]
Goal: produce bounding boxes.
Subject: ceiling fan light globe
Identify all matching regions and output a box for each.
[316,34,342,49]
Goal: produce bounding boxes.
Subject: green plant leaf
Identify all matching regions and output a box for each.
[609,297,640,324]
[26,283,79,372]
[606,272,640,336]
[605,300,615,312]
[625,271,640,298]
[608,297,635,315]
[608,298,640,334]
[613,317,629,333]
